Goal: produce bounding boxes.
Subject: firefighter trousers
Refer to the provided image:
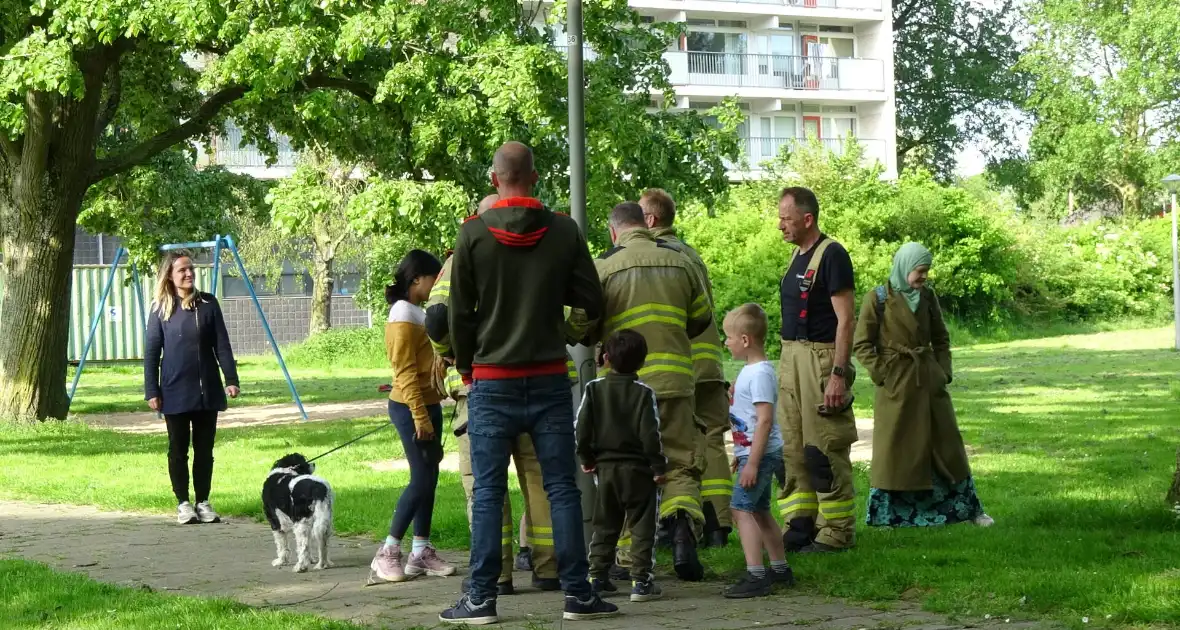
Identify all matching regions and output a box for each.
[776,341,859,550]
[616,395,703,567]
[456,397,557,580]
[696,380,733,532]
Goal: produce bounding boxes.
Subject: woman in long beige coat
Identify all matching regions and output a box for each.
[853,242,992,528]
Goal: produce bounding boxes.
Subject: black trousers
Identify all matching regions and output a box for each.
[388,400,444,539]
[589,461,658,582]
[165,410,218,504]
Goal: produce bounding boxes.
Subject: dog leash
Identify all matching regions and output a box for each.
[305,404,458,464]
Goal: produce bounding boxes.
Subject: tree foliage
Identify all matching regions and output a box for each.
[893,0,1024,180]
[995,0,1180,217]
[0,0,739,420]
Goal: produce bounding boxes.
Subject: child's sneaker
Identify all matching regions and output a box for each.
[590,576,617,596]
[406,545,456,577]
[724,572,773,599]
[176,502,199,525]
[514,547,533,572]
[630,577,662,602]
[563,594,619,620]
[771,566,796,587]
[439,594,498,625]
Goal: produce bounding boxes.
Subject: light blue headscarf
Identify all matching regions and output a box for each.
[888,242,933,312]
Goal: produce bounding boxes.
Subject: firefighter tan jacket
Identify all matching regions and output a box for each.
[649,226,725,384]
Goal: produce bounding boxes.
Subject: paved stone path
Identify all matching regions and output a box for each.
[82,399,394,433]
[0,499,1039,630]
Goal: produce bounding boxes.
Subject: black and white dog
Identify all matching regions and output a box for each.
[262,453,335,572]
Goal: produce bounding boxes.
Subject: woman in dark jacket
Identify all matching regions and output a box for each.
[144,252,240,525]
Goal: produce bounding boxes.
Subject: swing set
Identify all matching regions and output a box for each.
[66,234,308,420]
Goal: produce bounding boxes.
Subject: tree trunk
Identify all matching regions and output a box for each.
[309,256,334,336]
[0,169,85,422]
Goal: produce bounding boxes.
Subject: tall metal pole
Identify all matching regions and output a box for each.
[1171,191,1179,351]
[566,0,597,547]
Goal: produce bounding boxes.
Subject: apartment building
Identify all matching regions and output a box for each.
[203,0,897,180]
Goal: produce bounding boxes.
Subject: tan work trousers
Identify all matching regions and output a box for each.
[776,340,859,549]
[696,380,733,531]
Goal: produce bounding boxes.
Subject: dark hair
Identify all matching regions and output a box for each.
[602,329,648,375]
[609,202,646,228]
[779,186,820,223]
[385,249,443,305]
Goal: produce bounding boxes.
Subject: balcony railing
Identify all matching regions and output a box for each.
[688,0,882,9]
[730,136,887,169]
[207,125,298,169]
[664,51,884,92]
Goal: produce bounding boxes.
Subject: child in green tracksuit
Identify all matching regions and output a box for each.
[576,329,667,603]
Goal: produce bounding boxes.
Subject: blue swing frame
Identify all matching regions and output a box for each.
[66,234,308,420]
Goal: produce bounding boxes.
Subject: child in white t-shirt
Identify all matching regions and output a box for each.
[722,303,793,599]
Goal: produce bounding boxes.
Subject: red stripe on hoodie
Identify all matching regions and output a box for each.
[487,226,548,247]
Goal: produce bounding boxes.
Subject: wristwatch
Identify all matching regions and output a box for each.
[831,365,847,378]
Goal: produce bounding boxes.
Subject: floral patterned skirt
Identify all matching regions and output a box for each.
[866,475,985,527]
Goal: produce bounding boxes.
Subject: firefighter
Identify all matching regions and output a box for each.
[640,188,732,548]
[425,194,562,593]
[570,201,714,582]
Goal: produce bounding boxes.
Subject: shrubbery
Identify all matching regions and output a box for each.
[680,141,1174,346]
[284,325,386,369]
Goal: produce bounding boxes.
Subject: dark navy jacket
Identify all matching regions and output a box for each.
[144,292,239,415]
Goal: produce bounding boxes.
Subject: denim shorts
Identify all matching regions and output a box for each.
[731,449,784,513]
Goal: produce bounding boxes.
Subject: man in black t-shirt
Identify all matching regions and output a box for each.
[775,186,859,553]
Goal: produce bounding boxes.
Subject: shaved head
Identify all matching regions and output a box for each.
[609,202,646,229]
[477,193,500,215]
[491,141,538,193]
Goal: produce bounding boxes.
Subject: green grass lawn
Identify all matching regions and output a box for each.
[14,326,1180,628]
[0,559,363,629]
[67,357,390,415]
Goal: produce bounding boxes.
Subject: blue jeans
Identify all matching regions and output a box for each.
[732,449,783,514]
[467,374,590,602]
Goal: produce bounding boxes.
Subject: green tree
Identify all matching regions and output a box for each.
[893,0,1024,180]
[1009,0,1180,217]
[0,0,738,421]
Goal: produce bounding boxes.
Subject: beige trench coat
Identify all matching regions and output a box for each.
[853,286,971,491]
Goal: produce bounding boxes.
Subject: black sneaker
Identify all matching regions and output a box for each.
[590,576,617,596]
[724,572,773,599]
[563,594,620,620]
[771,566,796,587]
[461,578,514,596]
[439,594,498,625]
[609,563,630,581]
[531,573,561,591]
[514,547,533,572]
[630,577,662,602]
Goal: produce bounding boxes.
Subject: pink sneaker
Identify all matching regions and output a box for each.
[406,545,456,577]
[367,545,409,584]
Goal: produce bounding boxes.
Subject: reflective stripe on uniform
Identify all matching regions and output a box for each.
[528,525,554,548]
[567,359,578,381]
[637,352,695,378]
[617,536,632,548]
[659,495,704,522]
[691,293,709,319]
[430,281,451,301]
[502,523,513,547]
[701,478,733,498]
[431,338,452,356]
[691,341,724,365]
[778,491,819,519]
[819,499,855,520]
[605,303,687,333]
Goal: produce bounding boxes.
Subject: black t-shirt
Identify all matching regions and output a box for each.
[779,236,855,343]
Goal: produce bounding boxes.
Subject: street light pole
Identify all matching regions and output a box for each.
[1163,174,1180,351]
[565,0,597,546]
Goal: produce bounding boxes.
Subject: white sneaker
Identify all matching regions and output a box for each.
[177,502,199,524]
[195,501,220,523]
[973,513,995,527]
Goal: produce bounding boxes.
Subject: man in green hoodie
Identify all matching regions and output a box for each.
[439,142,614,625]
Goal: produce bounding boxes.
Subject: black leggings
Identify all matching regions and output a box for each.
[388,400,444,539]
[165,410,218,504]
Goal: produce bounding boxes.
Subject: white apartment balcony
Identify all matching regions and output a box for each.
[729,135,887,172]
[534,0,886,23]
[665,51,884,101]
[200,124,297,179]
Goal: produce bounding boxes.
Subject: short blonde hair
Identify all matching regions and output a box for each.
[639,188,675,227]
[723,303,768,344]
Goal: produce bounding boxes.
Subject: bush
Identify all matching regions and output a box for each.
[284,326,387,370]
[679,140,1173,338]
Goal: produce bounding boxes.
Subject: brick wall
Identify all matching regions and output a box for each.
[221,295,370,355]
